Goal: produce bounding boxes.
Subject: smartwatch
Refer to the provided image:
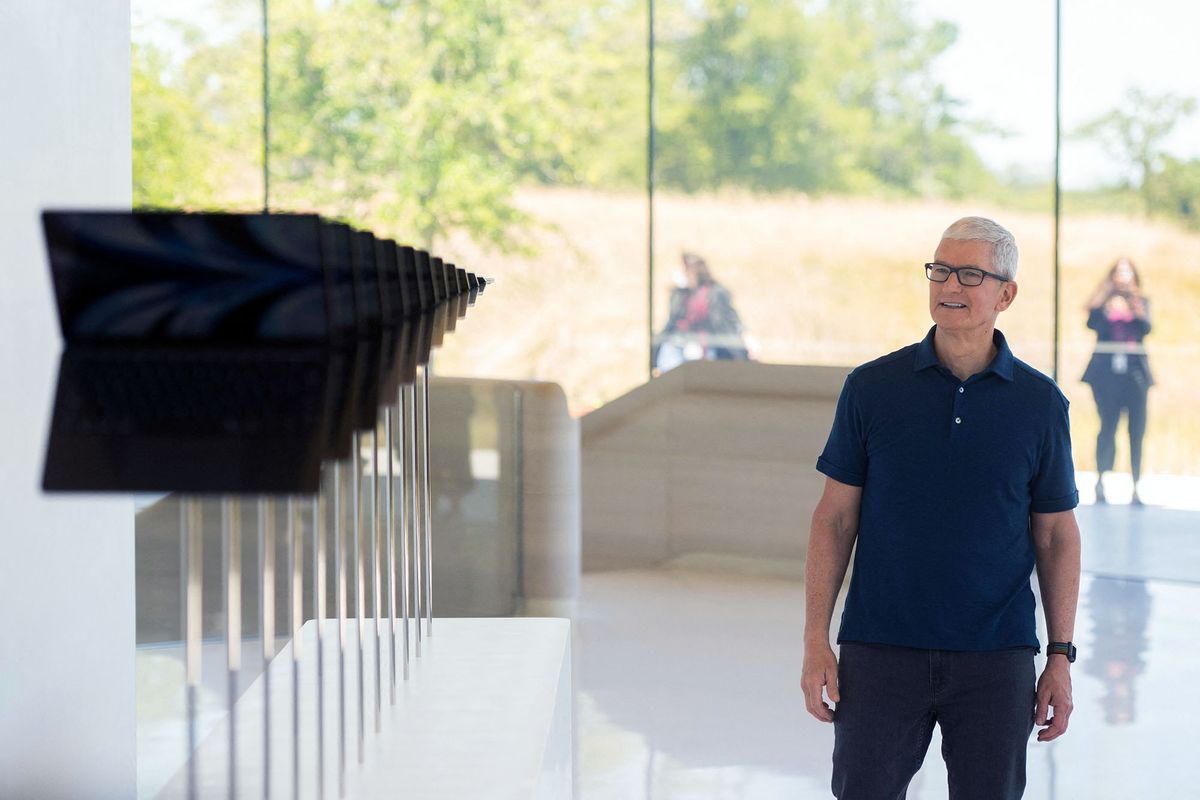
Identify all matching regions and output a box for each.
[1047,641,1077,662]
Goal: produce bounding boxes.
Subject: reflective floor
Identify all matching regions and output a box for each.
[575,481,1200,800]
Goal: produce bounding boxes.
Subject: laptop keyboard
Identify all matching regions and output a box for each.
[57,349,327,437]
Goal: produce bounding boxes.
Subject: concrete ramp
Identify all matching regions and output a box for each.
[581,360,850,570]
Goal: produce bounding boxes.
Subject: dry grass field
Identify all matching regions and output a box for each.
[435,186,1200,476]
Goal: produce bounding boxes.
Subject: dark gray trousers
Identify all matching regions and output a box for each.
[832,643,1036,800]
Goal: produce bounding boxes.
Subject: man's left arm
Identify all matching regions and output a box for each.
[1030,509,1082,742]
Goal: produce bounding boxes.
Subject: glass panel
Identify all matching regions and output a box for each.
[427,380,522,616]
[134,494,296,798]
[133,0,263,210]
[132,5,267,791]
[131,3,581,790]
[652,0,1055,374]
[260,0,650,413]
[1061,0,1200,490]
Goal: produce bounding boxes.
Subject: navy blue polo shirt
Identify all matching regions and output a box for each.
[816,327,1078,652]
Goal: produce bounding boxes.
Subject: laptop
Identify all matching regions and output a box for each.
[40,210,337,493]
[42,211,332,344]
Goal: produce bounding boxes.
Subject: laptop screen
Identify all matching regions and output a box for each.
[413,249,434,310]
[350,229,382,334]
[375,237,403,326]
[319,219,358,343]
[43,211,330,343]
[397,245,420,317]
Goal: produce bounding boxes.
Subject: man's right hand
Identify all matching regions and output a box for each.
[801,643,840,722]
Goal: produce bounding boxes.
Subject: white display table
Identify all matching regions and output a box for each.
[154,618,572,799]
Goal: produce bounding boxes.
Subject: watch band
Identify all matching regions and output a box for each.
[1047,641,1077,662]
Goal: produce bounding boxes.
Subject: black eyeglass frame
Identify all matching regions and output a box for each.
[924,262,1010,287]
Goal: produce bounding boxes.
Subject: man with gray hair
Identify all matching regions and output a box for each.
[802,217,1081,799]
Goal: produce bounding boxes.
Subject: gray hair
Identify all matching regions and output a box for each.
[941,216,1019,280]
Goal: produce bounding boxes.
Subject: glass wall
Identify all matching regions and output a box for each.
[130,4,644,791]
[131,1,1198,467]
[126,1,1200,795]
[133,0,264,210]
[650,0,1056,373]
[133,0,648,412]
[1060,0,1200,485]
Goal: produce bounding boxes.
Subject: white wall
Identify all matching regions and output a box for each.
[0,2,135,797]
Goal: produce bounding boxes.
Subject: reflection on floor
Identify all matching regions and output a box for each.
[576,496,1200,800]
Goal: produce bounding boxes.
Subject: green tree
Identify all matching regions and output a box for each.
[135,0,625,249]
[132,41,219,207]
[1149,155,1200,230]
[1074,87,1197,214]
[132,0,995,247]
[653,0,989,196]
[264,0,631,251]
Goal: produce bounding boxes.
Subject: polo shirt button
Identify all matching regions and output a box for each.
[958,386,964,393]
[955,417,962,424]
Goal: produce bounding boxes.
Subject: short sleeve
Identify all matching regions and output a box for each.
[816,375,868,487]
[1030,395,1079,513]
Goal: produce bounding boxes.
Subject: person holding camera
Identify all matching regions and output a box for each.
[653,252,750,373]
[1082,257,1153,505]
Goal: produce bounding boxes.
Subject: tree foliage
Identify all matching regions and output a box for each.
[653,0,990,196]
[1074,87,1197,215]
[1149,155,1200,230]
[132,42,219,207]
[133,0,1001,249]
[266,0,592,249]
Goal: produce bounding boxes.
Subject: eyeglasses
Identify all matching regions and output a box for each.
[924,262,1010,287]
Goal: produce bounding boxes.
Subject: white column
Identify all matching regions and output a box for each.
[0,2,134,798]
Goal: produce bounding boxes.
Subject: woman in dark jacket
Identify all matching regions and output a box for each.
[1082,257,1153,504]
[654,252,749,372]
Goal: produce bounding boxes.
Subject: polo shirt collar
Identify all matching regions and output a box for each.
[914,326,1015,382]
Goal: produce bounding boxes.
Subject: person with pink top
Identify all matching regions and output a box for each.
[1082,258,1153,504]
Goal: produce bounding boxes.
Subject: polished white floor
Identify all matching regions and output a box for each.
[575,492,1200,800]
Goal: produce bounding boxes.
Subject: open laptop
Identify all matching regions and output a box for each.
[41,211,336,493]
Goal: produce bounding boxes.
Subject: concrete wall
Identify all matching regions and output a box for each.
[0,2,135,797]
[581,360,850,571]
[518,381,581,612]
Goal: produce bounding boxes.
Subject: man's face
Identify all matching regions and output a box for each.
[928,238,1017,333]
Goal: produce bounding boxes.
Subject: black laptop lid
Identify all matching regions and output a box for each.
[413,250,435,309]
[375,238,403,326]
[431,257,452,299]
[43,211,329,344]
[319,220,359,343]
[396,245,419,317]
[350,229,382,335]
